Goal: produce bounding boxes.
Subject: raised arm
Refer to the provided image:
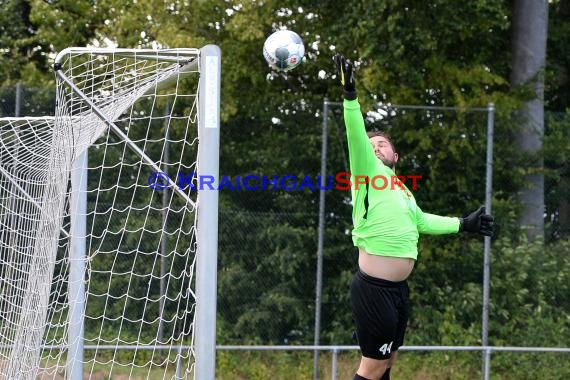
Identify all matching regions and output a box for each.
[333,54,377,176]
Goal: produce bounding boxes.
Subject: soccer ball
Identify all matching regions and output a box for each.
[263,30,305,72]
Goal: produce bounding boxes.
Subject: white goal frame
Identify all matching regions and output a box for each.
[55,45,221,380]
[0,45,220,380]
[59,45,220,380]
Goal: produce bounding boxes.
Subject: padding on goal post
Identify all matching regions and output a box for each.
[0,46,220,380]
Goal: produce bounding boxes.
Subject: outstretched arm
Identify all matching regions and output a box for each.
[416,206,494,237]
[416,207,461,235]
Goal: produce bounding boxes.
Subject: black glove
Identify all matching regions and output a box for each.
[459,206,494,237]
[333,54,357,100]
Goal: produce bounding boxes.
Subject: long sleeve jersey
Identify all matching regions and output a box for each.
[344,98,460,260]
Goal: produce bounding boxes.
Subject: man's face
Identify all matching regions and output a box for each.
[370,136,399,169]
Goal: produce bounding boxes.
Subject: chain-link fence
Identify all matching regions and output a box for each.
[213,98,570,380]
[214,100,497,345]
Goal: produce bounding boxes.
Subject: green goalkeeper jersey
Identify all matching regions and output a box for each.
[344,98,460,260]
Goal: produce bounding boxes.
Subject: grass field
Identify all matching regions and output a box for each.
[216,349,570,380]
[25,348,570,379]
[217,350,482,380]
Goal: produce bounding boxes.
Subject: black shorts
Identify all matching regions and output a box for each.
[350,270,410,360]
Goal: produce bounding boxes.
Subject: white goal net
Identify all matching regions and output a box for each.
[0,46,220,379]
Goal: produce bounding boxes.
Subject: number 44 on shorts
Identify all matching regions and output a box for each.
[379,342,393,355]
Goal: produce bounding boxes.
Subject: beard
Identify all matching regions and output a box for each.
[378,155,396,170]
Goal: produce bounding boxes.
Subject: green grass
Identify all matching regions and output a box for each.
[216,350,483,380]
[216,350,570,380]
[38,349,570,379]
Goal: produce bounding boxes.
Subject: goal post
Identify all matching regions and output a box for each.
[194,44,221,380]
[0,45,220,379]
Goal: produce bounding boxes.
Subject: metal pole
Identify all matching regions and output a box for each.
[15,82,22,117]
[331,348,338,380]
[159,100,171,345]
[483,348,492,380]
[68,149,88,380]
[482,103,495,380]
[194,44,221,380]
[313,98,329,380]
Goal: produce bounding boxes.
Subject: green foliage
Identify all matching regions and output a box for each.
[489,247,570,380]
[218,209,317,344]
[0,0,51,85]
[339,0,512,107]
[546,1,570,110]
[407,227,570,356]
[489,234,570,346]
[1,1,570,375]
[544,111,570,239]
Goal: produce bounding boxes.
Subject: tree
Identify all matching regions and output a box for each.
[510,0,549,240]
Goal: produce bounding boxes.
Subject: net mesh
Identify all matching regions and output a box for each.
[0,48,203,379]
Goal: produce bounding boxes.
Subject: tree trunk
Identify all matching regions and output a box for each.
[510,0,549,240]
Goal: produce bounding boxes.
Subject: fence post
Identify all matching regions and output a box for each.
[331,348,338,380]
[314,98,329,379]
[483,347,492,380]
[15,82,22,117]
[482,102,495,380]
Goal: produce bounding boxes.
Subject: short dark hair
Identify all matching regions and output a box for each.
[367,130,396,151]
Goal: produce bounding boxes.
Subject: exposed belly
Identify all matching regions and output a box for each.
[358,249,415,282]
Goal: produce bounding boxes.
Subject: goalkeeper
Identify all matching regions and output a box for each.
[333,54,494,380]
